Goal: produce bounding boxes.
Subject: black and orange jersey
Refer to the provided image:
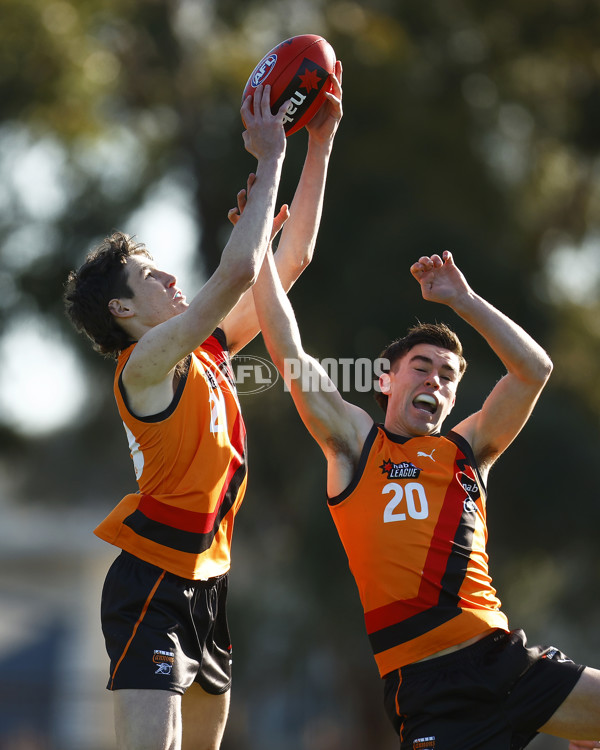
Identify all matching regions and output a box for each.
[94,329,247,581]
[328,423,509,677]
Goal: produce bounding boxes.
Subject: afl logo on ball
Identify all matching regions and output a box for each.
[252,54,277,87]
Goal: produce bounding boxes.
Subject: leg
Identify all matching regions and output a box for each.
[540,667,600,741]
[182,687,230,750]
[114,689,182,750]
[113,688,230,750]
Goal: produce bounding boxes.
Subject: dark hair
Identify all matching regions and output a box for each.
[374,322,467,413]
[63,231,151,358]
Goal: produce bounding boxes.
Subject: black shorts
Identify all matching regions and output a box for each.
[384,629,584,750]
[101,551,232,695]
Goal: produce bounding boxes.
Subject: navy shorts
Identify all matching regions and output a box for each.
[384,629,584,750]
[101,551,232,695]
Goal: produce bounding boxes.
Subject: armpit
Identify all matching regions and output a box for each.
[325,434,358,464]
[475,443,501,474]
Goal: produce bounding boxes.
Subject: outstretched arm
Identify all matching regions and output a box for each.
[222,62,343,355]
[252,247,373,497]
[411,251,553,474]
[120,86,288,413]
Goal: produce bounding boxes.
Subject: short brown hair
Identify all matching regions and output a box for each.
[64,231,151,358]
[374,322,467,412]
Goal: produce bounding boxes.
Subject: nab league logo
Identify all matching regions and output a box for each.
[459,472,480,513]
[380,459,421,480]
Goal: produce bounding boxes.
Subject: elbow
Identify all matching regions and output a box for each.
[514,348,553,390]
[228,257,260,294]
[298,253,313,275]
[542,354,554,382]
[534,351,553,386]
[297,242,316,272]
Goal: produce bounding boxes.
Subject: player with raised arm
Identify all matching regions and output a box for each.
[63,70,342,750]
[252,247,600,750]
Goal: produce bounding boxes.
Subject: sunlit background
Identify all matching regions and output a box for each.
[1,0,600,748]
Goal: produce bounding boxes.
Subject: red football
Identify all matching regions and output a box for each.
[242,34,336,136]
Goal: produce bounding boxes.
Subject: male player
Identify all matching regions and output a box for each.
[63,69,342,750]
[252,247,600,749]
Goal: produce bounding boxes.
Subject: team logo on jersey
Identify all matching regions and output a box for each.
[459,472,480,501]
[379,459,421,479]
[458,471,480,513]
[153,649,175,675]
[204,367,218,389]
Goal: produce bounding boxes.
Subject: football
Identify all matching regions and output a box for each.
[242,34,336,136]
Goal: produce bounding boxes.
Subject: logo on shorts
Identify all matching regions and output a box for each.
[413,737,436,750]
[153,650,175,675]
[543,647,573,663]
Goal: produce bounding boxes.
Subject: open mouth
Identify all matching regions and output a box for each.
[413,393,438,414]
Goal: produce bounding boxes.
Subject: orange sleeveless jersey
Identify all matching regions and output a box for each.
[328,424,509,676]
[94,329,247,581]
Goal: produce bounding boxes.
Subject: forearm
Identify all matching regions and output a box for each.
[274,138,333,284]
[253,248,305,369]
[182,155,284,349]
[222,155,285,283]
[451,290,553,384]
[219,143,328,355]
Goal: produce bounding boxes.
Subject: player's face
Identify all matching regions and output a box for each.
[383,343,460,437]
[121,255,188,327]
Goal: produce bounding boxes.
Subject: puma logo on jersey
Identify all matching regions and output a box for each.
[416,449,436,462]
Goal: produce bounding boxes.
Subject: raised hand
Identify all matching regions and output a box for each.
[305,60,343,144]
[410,251,471,307]
[241,84,288,161]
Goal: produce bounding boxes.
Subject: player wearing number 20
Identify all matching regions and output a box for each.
[253,249,600,749]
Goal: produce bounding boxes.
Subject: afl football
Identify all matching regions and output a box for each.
[242,34,336,136]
